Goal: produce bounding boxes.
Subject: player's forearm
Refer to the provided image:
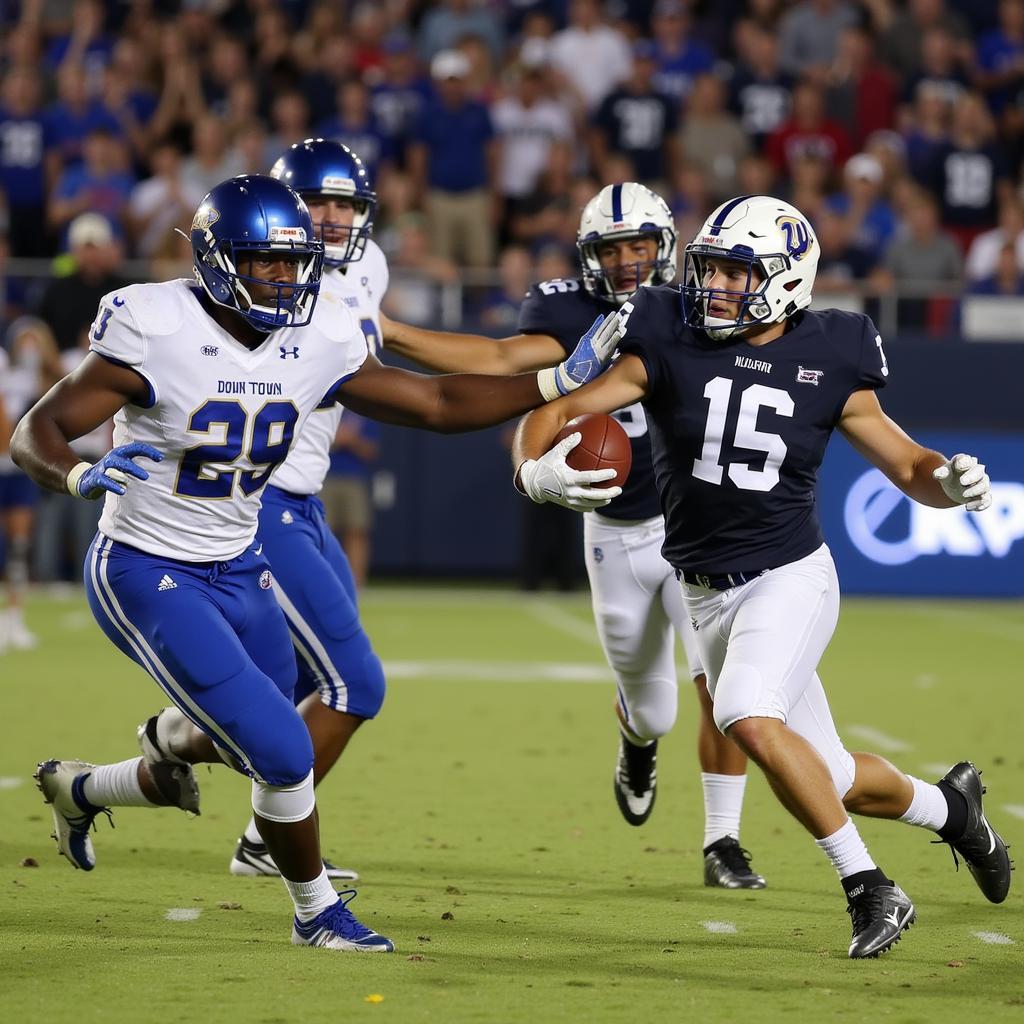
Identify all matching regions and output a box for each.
[511,401,574,471]
[430,373,546,433]
[901,448,959,508]
[10,406,88,494]
[383,320,510,374]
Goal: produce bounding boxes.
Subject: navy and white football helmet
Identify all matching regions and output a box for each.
[577,182,677,304]
[270,138,377,266]
[190,175,324,332]
[681,195,820,340]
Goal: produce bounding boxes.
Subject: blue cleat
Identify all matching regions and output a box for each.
[291,890,394,952]
[34,759,113,871]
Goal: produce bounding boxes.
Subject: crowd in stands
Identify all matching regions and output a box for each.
[5,0,1024,337]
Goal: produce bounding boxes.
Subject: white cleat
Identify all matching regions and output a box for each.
[137,710,201,815]
[34,759,112,871]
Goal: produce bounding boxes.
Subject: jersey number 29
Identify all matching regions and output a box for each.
[175,399,299,499]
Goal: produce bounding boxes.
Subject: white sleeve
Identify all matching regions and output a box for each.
[88,290,158,407]
[319,305,369,406]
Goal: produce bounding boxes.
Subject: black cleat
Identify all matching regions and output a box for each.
[937,761,1013,904]
[229,834,359,882]
[703,837,767,889]
[847,882,915,959]
[613,734,657,826]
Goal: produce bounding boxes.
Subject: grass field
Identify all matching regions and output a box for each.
[1,586,1022,1023]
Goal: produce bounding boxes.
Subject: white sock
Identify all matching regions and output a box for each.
[81,758,157,808]
[815,818,877,879]
[155,707,194,764]
[702,772,747,849]
[898,776,949,832]
[284,866,337,922]
[243,817,262,844]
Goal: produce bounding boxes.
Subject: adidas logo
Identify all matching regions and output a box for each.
[280,510,294,525]
[157,574,177,592]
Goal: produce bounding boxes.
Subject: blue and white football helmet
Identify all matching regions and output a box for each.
[270,139,377,266]
[190,175,324,332]
[577,182,677,304]
[681,195,820,340]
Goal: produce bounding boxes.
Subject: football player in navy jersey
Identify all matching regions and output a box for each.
[382,182,765,889]
[512,195,1011,959]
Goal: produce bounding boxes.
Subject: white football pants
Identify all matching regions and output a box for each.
[681,543,857,797]
[583,513,703,742]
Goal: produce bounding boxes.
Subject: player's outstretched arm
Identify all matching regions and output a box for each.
[838,389,991,511]
[334,353,553,433]
[380,313,566,375]
[11,353,158,496]
[512,355,649,510]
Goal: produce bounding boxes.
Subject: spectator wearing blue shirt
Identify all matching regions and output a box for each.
[650,0,716,104]
[825,153,897,273]
[370,35,432,169]
[729,25,794,152]
[409,49,496,268]
[48,128,135,243]
[975,0,1024,113]
[0,67,58,258]
[44,61,121,171]
[316,80,394,182]
[968,238,1024,293]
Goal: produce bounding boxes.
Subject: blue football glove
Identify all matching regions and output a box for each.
[70,443,164,499]
[536,311,626,402]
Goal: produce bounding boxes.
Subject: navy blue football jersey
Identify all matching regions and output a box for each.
[517,277,661,520]
[617,285,889,574]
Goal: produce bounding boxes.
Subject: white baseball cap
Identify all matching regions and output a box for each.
[844,153,883,184]
[430,49,470,80]
[68,212,114,248]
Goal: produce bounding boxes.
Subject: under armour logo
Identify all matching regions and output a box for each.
[279,346,299,359]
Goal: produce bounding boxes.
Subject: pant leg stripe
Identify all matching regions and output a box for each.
[271,580,348,709]
[92,536,252,770]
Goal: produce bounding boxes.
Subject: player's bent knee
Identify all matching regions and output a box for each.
[712,665,781,736]
[251,770,315,823]
[234,703,314,786]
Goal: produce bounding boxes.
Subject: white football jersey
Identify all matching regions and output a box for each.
[90,279,368,561]
[270,239,388,495]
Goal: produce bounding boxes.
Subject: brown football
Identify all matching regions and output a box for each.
[552,413,632,489]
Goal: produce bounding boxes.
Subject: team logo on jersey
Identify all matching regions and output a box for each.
[592,546,604,563]
[279,345,299,359]
[796,365,824,385]
[201,345,219,357]
[192,205,220,233]
[258,569,273,590]
[776,216,813,261]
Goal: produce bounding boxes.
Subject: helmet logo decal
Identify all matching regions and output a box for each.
[192,205,220,233]
[777,216,812,261]
[321,175,356,192]
[268,225,306,242]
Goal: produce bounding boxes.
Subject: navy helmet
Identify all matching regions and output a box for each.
[270,139,377,266]
[190,175,324,332]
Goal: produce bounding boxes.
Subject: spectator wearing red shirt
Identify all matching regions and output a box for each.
[765,80,853,178]
[827,26,898,147]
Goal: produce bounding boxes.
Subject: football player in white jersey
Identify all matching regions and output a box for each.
[221,139,389,880]
[511,194,1011,959]
[12,174,624,953]
[380,183,765,888]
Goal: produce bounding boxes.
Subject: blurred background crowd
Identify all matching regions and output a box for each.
[2,0,1024,616]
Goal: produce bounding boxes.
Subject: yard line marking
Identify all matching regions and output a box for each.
[920,762,953,777]
[384,660,613,684]
[973,931,1014,945]
[0,776,24,790]
[59,611,92,630]
[913,673,937,689]
[845,725,911,753]
[165,908,202,922]
[1003,805,1024,821]
[702,921,737,934]
[526,600,602,647]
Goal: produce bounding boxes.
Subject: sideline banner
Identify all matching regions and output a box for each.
[818,432,1024,596]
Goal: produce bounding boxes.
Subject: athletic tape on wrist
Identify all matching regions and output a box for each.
[66,462,92,498]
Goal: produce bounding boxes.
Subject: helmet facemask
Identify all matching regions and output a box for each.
[579,226,676,304]
[303,191,377,267]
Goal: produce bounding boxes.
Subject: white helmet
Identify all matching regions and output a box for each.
[577,182,677,303]
[682,195,819,340]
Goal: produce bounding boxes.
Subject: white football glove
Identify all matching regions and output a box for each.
[536,311,626,402]
[517,432,622,512]
[932,453,992,512]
